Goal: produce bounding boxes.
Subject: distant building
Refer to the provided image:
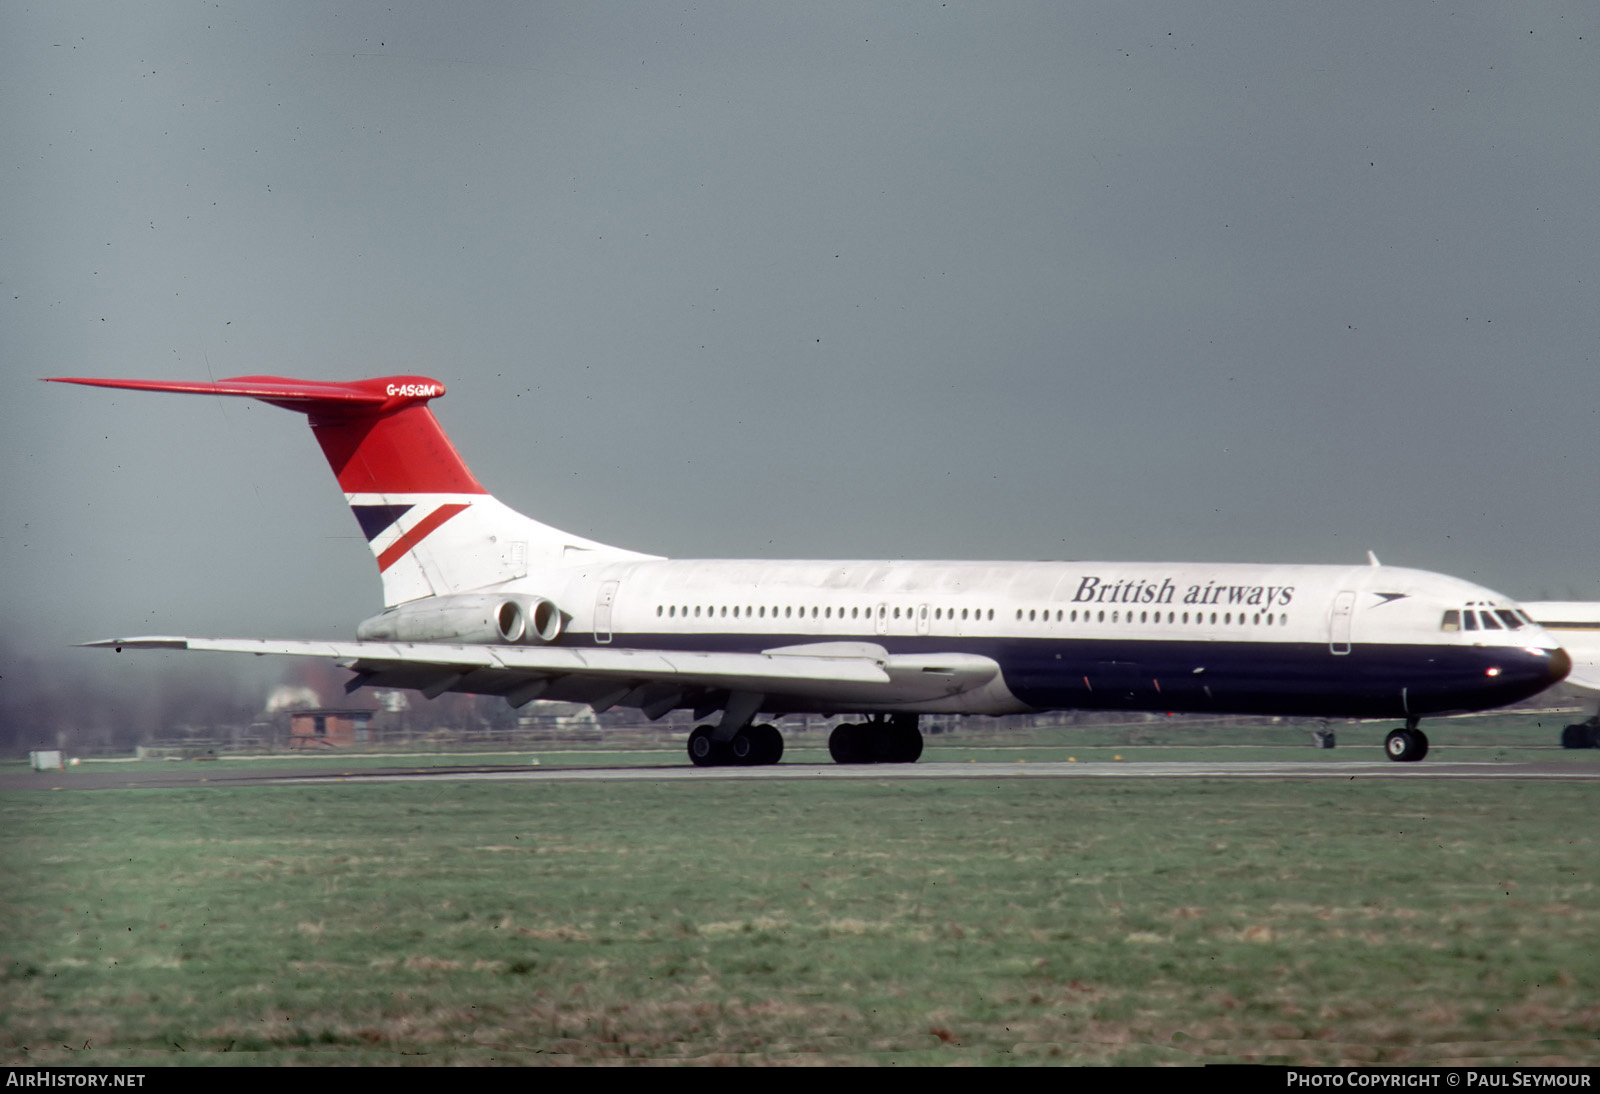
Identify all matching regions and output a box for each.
[287,708,375,749]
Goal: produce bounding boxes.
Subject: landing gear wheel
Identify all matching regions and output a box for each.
[828,717,921,764]
[889,719,923,763]
[752,723,784,765]
[1385,727,1429,763]
[864,724,898,763]
[688,725,724,767]
[1561,724,1594,750]
[729,727,758,765]
[829,723,864,764]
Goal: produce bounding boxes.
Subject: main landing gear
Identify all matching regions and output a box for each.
[1385,718,1430,763]
[683,713,926,767]
[828,714,923,765]
[687,723,785,767]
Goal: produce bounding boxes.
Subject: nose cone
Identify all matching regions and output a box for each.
[1476,645,1572,713]
[1545,646,1573,688]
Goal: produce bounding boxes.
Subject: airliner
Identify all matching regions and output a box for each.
[49,374,1571,765]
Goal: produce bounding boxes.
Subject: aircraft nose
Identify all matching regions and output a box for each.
[1545,646,1573,687]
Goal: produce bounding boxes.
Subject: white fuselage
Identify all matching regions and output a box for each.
[501,558,1565,719]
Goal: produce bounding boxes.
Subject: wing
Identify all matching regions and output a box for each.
[85,637,1003,717]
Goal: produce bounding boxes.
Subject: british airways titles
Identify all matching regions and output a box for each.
[1073,575,1296,609]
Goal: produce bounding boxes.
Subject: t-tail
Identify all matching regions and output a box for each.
[46,375,654,606]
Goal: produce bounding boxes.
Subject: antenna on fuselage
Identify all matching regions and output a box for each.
[1366,550,1382,567]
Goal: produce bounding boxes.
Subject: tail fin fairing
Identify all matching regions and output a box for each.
[47,375,653,604]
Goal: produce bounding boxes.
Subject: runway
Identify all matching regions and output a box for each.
[8,756,1600,791]
[267,759,1600,785]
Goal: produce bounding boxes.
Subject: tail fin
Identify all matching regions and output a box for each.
[47,375,653,604]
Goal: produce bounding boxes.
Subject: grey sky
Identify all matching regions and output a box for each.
[5,2,1599,680]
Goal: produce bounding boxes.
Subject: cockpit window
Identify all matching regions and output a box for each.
[1478,611,1503,630]
[1494,610,1524,630]
[1462,611,1479,631]
[1440,610,1460,632]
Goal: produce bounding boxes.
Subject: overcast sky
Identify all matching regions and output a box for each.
[5,2,1599,684]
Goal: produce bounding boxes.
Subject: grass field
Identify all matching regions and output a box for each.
[3,767,1597,1065]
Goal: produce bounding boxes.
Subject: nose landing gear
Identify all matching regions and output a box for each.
[1384,718,1430,763]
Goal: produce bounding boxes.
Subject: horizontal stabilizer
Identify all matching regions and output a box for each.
[44,375,441,413]
[48,373,653,598]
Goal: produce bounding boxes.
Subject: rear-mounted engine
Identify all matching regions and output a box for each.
[356,594,563,645]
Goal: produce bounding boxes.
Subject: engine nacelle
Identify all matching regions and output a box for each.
[356,594,563,645]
